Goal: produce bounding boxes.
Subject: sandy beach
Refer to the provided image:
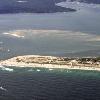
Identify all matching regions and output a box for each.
[0,55,100,71]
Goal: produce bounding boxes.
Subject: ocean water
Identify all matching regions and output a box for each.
[0,3,100,100]
[0,67,100,100]
[0,5,100,59]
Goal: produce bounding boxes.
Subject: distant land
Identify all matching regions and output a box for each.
[69,0,100,4]
[0,0,75,14]
[1,0,100,14]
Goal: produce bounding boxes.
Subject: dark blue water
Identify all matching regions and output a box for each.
[0,67,100,100]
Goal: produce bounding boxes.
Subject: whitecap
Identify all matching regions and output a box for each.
[28,69,34,72]
[66,70,72,73]
[0,86,7,91]
[7,49,10,52]
[0,66,14,72]
[36,69,41,72]
[49,68,53,71]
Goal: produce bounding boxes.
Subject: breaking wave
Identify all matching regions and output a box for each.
[0,65,14,72]
[0,86,7,91]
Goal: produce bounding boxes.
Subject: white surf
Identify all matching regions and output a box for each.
[0,65,14,72]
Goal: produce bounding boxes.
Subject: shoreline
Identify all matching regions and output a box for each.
[0,55,100,71]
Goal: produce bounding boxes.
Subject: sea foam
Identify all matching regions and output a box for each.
[0,66,14,72]
[0,86,7,91]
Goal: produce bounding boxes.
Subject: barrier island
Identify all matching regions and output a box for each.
[0,55,100,71]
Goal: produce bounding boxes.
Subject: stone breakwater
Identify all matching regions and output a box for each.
[0,55,100,71]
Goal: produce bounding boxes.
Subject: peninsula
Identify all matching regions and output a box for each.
[0,0,75,14]
[0,55,100,71]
